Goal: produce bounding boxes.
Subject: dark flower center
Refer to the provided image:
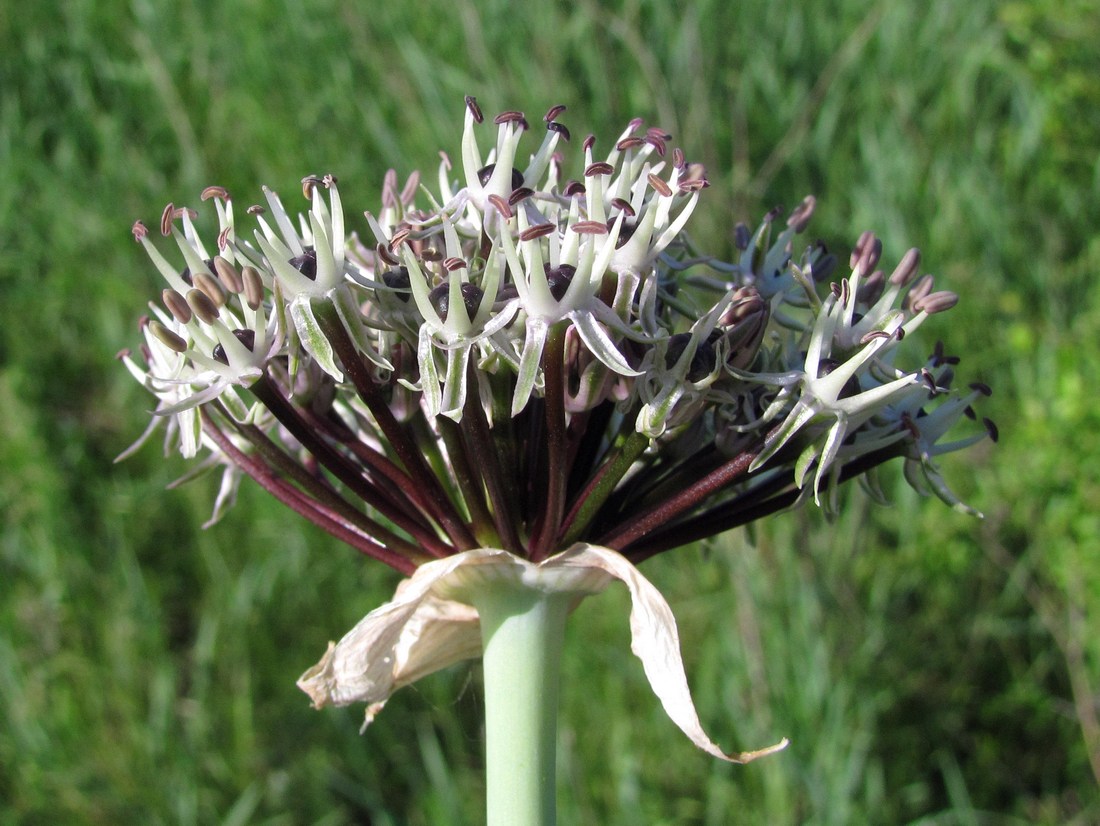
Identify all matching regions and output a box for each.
[212,329,257,364]
[289,248,317,281]
[429,282,485,323]
[477,164,525,191]
[543,263,577,301]
[382,267,411,302]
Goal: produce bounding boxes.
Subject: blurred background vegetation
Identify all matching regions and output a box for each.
[2,0,1098,822]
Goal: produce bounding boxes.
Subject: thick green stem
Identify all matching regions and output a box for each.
[470,580,571,826]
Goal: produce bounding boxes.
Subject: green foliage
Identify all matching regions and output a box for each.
[2,0,1097,822]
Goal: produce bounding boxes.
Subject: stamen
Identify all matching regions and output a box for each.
[376,243,401,267]
[131,220,149,242]
[544,104,567,122]
[214,257,244,293]
[571,220,609,235]
[201,186,229,201]
[889,248,921,286]
[443,257,467,272]
[242,266,264,310]
[160,203,175,236]
[187,288,220,324]
[508,187,534,206]
[583,134,596,152]
[162,289,192,324]
[983,418,999,442]
[564,181,586,197]
[644,136,667,156]
[390,228,412,252]
[672,147,685,168]
[911,290,959,314]
[616,136,645,151]
[647,173,673,198]
[465,95,484,123]
[786,195,816,232]
[969,382,992,397]
[301,175,323,199]
[611,198,636,218]
[494,110,527,127]
[217,225,232,251]
[149,319,188,353]
[733,223,750,250]
[584,161,614,177]
[487,194,513,219]
[195,267,228,307]
[547,121,571,141]
[246,204,265,215]
[858,330,892,344]
[519,223,556,241]
[399,171,419,204]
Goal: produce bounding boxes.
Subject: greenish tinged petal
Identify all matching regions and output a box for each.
[290,295,342,381]
[570,311,644,377]
[417,325,442,418]
[513,319,549,417]
[331,285,393,372]
[440,345,472,421]
[749,401,818,472]
[256,232,315,297]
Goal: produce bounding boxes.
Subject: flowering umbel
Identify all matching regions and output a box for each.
[120,99,993,773]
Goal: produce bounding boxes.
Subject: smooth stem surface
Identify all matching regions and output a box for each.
[471,582,571,826]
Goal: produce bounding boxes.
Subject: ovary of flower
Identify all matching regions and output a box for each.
[297,544,788,763]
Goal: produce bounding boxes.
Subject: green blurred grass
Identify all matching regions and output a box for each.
[2,0,1098,822]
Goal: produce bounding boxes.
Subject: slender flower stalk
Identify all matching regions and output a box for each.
[120,98,994,825]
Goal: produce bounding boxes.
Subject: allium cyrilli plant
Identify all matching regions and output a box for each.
[120,97,994,825]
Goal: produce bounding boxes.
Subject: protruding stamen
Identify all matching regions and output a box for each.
[162,289,192,324]
[213,257,244,293]
[201,186,229,201]
[465,95,483,123]
[983,418,999,442]
[911,290,958,315]
[519,223,556,242]
[969,382,992,397]
[241,266,264,310]
[616,136,645,151]
[889,247,921,286]
[246,204,265,215]
[786,195,816,232]
[301,175,323,199]
[508,187,534,206]
[190,271,224,308]
[571,221,609,235]
[160,203,175,236]
[132,220,149,241]
[647,173,673,198]
[488,194,513,219]
[149,319,188,353]
[544,104,567,122]
[547,121,571,141]
[585,161,614,177]
[187,288,220,324]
